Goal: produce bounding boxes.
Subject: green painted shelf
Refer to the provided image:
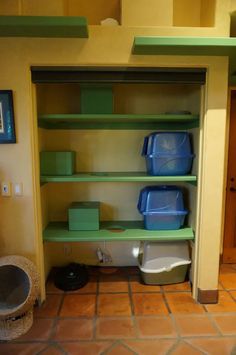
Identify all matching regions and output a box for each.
[43,221,194,242]
[0,16,88,38]
[38,113,199,130]
[132,36,236,55]
[40,172,197,184]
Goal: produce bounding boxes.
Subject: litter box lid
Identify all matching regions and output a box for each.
[139,241,191,273]
[137,185,185,213]
[142,131,192,156]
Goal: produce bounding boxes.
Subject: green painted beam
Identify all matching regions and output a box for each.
[133,37,236,55]
[43,221,194,242]
[0,16,88,38]
[40,172,197,183]
[38,113,199,130]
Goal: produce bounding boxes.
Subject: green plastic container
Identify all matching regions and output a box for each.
[40,151,76,176]
[80,84,113,114]
[68,201,100,231]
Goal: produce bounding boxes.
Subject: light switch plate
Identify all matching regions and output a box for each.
[14,183,23,196]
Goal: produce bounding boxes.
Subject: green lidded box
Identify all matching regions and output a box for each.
[40,151,76,176]
[80,84,113,114]
[68,201,100,231]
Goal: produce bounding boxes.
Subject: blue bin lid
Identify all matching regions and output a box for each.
[137,185,185,213]
[142,132,192,156]
[142,210,188,216]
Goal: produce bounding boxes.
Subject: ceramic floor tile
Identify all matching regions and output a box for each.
[98,294,132,316]
[212,314,236,334]
[99,275,129,293]
[162,281,191,292]
[17,318,54,341]
[60,294,96,317]
[219,271,236,290]
[129,275,161,293]
[205,291,236,313]
[187,337,236,355]
[39,345,64,355]
[136,315,177,338]
[170,341,204,355]
[34,294,62,317]
[60,341,113,355]
[53,318,93,340]
[173,314,219,336]
[106,343,135,354]
[132,293,169,316]
[124,339,176,355]
[0,343,46,355]
[230,290,236,300]
[46,279,64,294]
[165,292,205,314]
[220,264,236,274]
[67,276,98,294]
[96,317,136,339]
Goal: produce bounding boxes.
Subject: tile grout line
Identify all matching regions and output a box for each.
[182,339,208,355]
[10,332,236,346]
[161,287,172,314]
[93,275,99,341]
[128,274,136,317]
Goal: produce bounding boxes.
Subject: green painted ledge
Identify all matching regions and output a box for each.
[40,172,197,184]
[132,37,236,56]
[43,221,194,242]
[38,113,199,130]
[0,16,88,38]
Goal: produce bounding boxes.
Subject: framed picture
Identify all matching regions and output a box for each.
[0,90,16,143]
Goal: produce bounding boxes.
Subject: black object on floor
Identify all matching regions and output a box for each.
[54,263,89,291]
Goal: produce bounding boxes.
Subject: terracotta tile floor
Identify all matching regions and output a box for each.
[1,264,236,355]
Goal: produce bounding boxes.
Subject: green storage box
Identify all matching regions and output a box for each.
[80,84,113,114]
[68,201,100,231]
[40,151,75,176]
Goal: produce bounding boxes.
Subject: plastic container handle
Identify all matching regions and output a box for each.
[141,136,148,156]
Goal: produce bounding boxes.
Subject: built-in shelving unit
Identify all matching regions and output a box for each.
[40,172,197,184]
[38,113,199,130]
[43,221,194,242]
[36,67,200,247]
[0,16,88,38]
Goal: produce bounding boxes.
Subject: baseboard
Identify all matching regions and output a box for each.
[197,288,219,304]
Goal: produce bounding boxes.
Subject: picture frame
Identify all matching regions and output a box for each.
[0,90,16,144]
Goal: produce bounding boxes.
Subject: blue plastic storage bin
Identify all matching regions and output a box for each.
[142,132,194,176]
[137,186,188,230]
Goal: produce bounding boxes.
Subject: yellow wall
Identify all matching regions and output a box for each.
[0,0,231,33]
[122,0,173,27]
[0,0,231,300]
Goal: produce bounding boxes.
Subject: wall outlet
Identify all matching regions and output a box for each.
[1,182,11,197]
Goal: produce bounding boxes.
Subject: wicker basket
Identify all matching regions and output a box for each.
[0,308,33,341]
[0,255,39,319]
